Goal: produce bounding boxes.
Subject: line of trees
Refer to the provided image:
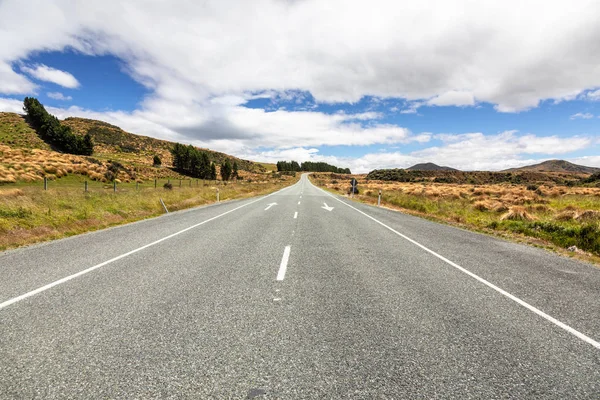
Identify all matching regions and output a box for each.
[220,160,239,181]
[277,160,351,174]
[23,97,94,155]
[171,143,217,179]
[171,143,240,181]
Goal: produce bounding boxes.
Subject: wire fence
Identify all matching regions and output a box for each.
[34,177,272,193]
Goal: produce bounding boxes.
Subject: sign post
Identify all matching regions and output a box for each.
[350,178,358,198]
[378,189,382,206]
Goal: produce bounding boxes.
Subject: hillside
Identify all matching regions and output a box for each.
[365,168,583,185]
[0,112,272,184]
[407,162,458,171]
[503,160,600,174]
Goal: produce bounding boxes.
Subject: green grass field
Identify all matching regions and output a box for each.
[0,176,297,250]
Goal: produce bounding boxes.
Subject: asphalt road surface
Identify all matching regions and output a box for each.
[1,173,599,398]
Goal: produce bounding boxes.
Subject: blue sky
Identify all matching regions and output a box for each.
[0,0,599,172]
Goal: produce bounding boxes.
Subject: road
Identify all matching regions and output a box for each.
[1,173,599,398]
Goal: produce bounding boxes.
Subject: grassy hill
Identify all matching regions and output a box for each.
[503,160,600,174]
[0,112,274,184]
[407,162,458,171]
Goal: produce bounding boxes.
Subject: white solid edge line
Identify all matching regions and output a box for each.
[312,183,600,350]
[277,246,291,281]
[0,184,295,311]
[294,212,298,219]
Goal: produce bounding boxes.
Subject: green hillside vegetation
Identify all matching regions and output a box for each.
[277,160,351,174]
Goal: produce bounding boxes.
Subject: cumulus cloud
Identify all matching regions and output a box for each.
[582,89,600,101]
[0,0,599,112]
[570,112,594,119]
[47,91,72,101]
[427,91,475,107]
[21,64,79,88]
[241,130,594,173]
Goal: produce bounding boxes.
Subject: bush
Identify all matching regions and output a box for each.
[526,184,538,191]
[153,155,162,166]
[163,182,173,190]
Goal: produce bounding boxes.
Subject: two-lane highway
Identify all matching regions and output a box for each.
[1,173,599,398]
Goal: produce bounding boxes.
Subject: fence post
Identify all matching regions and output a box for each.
[216,188,220,202]
[160,198,169,213]
[189,179,192,187]
[84,180,88,192]
[136,181,139,190]
[154,179,157,188]
[179,179,182,187]
[113,181,117,192]
[378,189,382,206]
[44,177,47,190]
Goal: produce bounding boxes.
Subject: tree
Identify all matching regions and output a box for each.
[232,161,239,179]
[82,133,94,155]
[23,97,93,155]
[210,162,217,180]
[221,160,232,181]
[153,155,162,166]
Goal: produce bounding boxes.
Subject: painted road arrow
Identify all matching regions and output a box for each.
[264,203,278,211]
[322,202,334,212]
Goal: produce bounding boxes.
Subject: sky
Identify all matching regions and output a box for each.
[0,0,599,173]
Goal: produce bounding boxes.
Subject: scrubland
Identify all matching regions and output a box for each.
[312,174,600,262]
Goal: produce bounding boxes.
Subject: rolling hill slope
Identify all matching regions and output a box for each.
[503,160,600,174]
[0,112,270,184]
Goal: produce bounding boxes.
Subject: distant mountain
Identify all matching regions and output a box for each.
[503,160,600,174]
[407,162,458,171]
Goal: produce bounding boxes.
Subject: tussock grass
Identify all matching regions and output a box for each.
[500,206,536,221]
[311,173,600,258]
[0,178,296,250]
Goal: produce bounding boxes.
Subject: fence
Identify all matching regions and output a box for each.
[36,177,267,193]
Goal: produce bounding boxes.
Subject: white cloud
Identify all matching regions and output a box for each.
[242,130,594,173]
[0,0,599,112]
[427,91,475,107]
[21,64,79,89]
[567,156,600,168]
[47,91,72,101]
[0,97,25,113]
[570,112,594,119]
[582,89,600,101]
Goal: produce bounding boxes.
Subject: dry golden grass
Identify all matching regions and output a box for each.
[311,173,600,260]
[501,206,537,221]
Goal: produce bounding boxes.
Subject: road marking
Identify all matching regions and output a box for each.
[0,185,294,311]
[321,202,334,212]
[276,246,291,281]
[264,202,277,211]
[315,185,600,350]
[294,212,298,219]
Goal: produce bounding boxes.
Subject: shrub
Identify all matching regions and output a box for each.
[526,184,538,191]
[153,155,162,166]
[501,206,536,221]
[163,182,173,190]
